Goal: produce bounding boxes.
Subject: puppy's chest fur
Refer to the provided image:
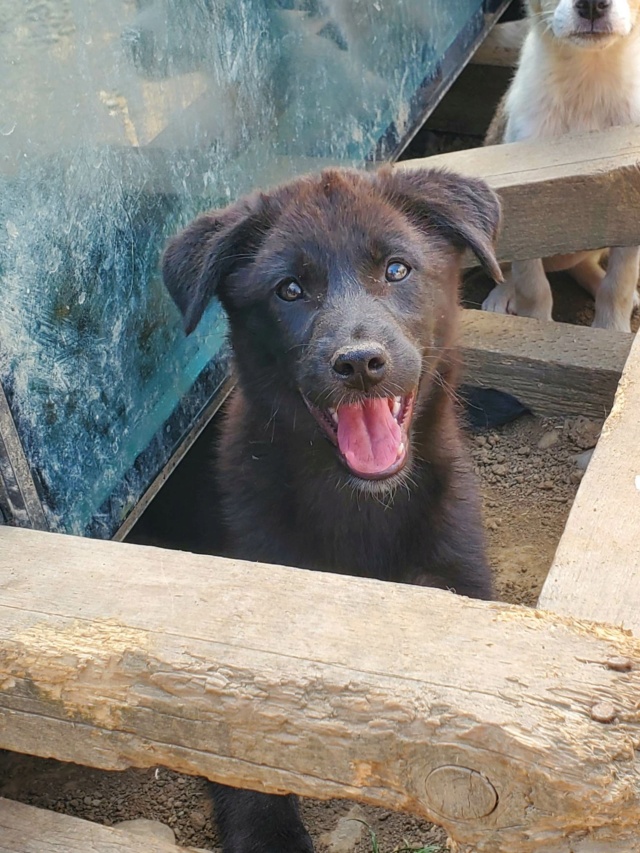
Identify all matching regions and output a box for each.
[503,31,640,141]
[215,391,487,592]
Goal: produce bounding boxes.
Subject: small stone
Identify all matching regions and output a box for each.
[539,480,554,490]
[590,701,617,724]
[570,470,585,485]
[83,796,92,806]
[492,464,507,476]
[517,445,531,456]
[538,429,559,451]
[319,805,367,853]
[606,656,633,672]
[115,819,176,846]
[574,449,594,471]
[568,417,601,450]
[189,810,207,831]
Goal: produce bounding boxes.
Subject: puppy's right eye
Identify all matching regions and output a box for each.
[276,278,304,302]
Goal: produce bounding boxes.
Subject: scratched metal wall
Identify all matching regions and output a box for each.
[0,0,484,537]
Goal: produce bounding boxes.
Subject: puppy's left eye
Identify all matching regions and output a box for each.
[385,261,411,282]
[276,278,304,302]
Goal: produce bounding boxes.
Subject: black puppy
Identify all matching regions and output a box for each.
[163,166,501,853]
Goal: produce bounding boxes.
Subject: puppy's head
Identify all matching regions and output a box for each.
[163,168,501,490]
[528,0,640,46]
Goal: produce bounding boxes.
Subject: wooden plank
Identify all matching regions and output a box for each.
[471,20,526,66]
[0,798,189,852]
[399,125,640,262]
[539,328,640,632]
[459,309,633,418]
[1,528,640,852]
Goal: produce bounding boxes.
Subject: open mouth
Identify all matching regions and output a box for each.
[303,392,416,480]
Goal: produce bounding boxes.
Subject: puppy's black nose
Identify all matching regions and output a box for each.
[575,0,610,20]
[331,343,388,389]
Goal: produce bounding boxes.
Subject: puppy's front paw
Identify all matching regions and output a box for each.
[482,281,516,315]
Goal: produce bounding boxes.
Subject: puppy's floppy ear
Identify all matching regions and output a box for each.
[162,193,273,334]
[377,167,503,283]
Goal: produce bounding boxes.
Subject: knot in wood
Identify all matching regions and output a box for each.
[606,656,632,672]
[424,765,498,822]
[590,701,617,723]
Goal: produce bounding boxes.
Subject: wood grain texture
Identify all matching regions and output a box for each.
[399,125,640,262]
[539,328,640,633]
[1,527,640,852]
[0,798,187,852]
[459,309,633,418]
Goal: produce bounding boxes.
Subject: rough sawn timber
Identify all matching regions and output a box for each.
[459,309,633,418]
[1,527,640,852]
[399,125,640,263]
[539,322,640,634]
[0,797,186,853]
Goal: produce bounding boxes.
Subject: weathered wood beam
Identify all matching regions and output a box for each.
[459,309,633,418]
[539,325,640,633]
[471,20,526,66]
[0,798,186,853]
[1,527,640,852]
[399,125,640,262]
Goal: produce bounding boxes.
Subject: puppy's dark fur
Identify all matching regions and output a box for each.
[163,166,501,853]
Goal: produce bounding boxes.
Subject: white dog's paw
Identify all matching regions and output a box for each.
[592,313,632,333]
[482,281,516,315]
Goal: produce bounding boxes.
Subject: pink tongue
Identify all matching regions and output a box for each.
[336,398,402,475]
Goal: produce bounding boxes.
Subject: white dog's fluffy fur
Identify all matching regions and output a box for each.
[483,0,640,331]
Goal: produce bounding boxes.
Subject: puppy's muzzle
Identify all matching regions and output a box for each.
[330,342,389,391]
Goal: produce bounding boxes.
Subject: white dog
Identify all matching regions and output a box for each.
[483,0,640,332]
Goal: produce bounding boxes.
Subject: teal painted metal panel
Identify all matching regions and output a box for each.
[0,0,496,537]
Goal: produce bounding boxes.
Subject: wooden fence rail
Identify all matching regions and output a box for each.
[1,526,640,853]
[540,319,640,632]
[400,124,640,263]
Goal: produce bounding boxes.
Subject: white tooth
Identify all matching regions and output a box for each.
[392,397,401,418]
[331,410,339,424]
[397,442,405,458]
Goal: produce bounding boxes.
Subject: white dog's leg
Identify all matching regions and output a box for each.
[482,278,516,314]
[512,258,553,322]
[571,252,640,310]
[593,246,640,332]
